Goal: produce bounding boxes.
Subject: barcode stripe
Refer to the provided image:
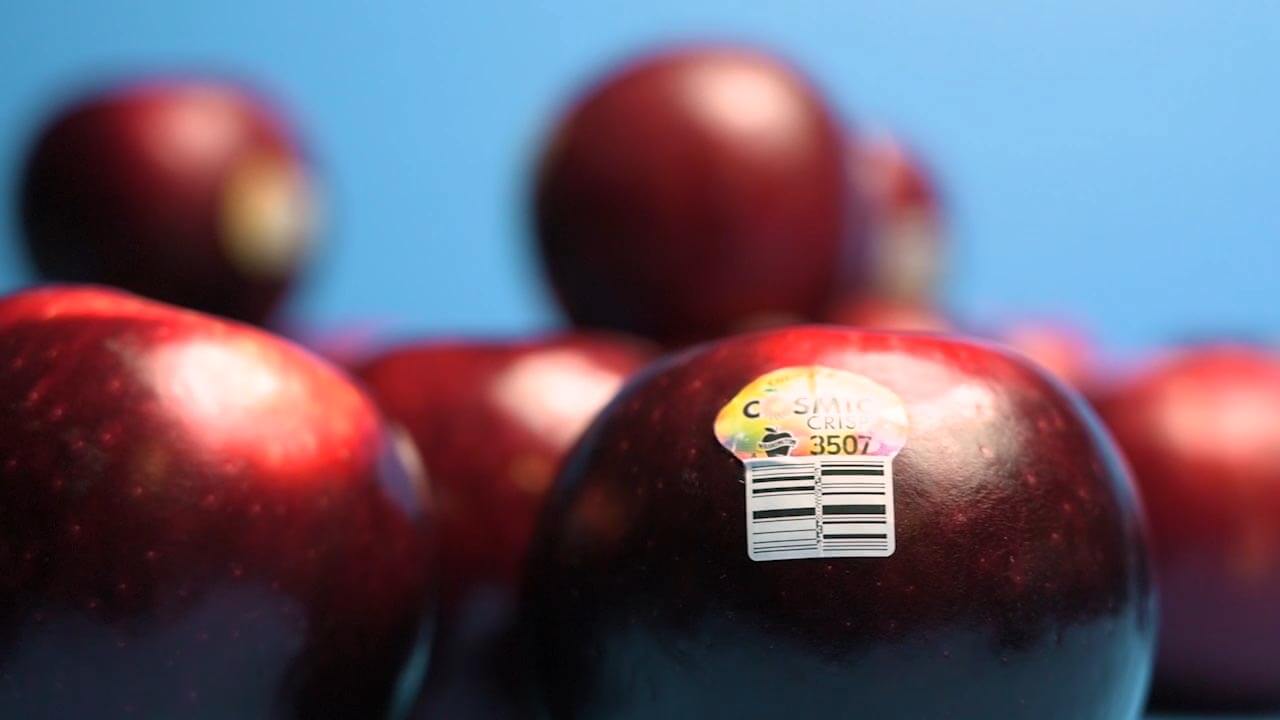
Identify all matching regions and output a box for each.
[824,520,887,525]
[751,474,819,484]
[822,504,885,515]
[751,485,815,495]
[752,507,816,520]
[746,454,894,561]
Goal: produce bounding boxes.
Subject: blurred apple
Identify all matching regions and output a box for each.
[825,297,951,333]
[356,335,653,718]
[19,80,318,325]
[1095,347,1280,711]
[535,46,857,346]
[523,326,1154,718]
[1000,321,1097,391]
[0,285,430,719]
[285,320,389,369]
[831,132,945,315]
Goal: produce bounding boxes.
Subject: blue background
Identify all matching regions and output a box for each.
[1,1,1277,359]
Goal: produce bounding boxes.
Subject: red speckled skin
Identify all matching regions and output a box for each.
[0,286,431,720]
[357,336,652,718]
[535,47,858,347]
[1094,348,1280,711]
[522,327,1155,719]
[20,81,313,325]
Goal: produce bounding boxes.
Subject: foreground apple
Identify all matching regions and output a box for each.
[521,326,1154,718]
[1094,347,1280,711]
[0,286,431,719]
[356,335,652,717]
[842,132,945,309]
[534,46,856,346]
[19,81,317,325]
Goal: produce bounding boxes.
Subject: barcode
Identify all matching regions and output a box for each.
[745,456,895,561]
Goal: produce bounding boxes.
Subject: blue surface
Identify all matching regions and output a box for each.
[1,2,1278,355]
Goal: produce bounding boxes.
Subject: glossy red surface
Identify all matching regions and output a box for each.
[1095,348,1280,711]
[20,81,316,325]
[535,47,855,347]
[356,335,652,718]
[522,326,1155,718]
[0,286,431,719]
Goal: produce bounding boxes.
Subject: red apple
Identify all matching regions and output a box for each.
[521,326,1154,718]
[837,131,945,311]
[19,81,318,325]
[1094,347,1280,711]
[355,335,652,717]
[825,296,952,333]
[534,46,857,347]
[0,285,431,719]
[1000,321,1097,391]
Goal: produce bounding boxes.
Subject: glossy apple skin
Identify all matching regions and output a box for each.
[522,326,1155,719]
[535,47,857,347]
[0,286,431,720]
[356,336,652,718]
[1094,348,1280,711]
[20,81,316,325]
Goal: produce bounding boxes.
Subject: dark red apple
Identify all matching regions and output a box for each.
[534,46,857,346]
[355,335,652,717]
[838,131,945,310]
[1094,347,1280,711]
[0,285,431,719]
[521,326,1154,718]
[19,81,317,325]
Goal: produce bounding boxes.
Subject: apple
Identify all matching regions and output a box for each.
[19,80,318,325]
[825,297,952,333]
[355,335,653,718]
[520,326,1155,718]
[286,320,389,369]
[534,46,856,347]
[0,285,432,719]
[1094,347,1280,711]
[999,322,1097,391]
[835,131,945,313]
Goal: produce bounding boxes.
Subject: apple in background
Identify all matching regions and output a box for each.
[829,131,945,317]
[19,80,318,326]
[999,321,1098,391]
[534,46,858,347]
[355,335,653,718]
[285,320,389,369]
[1094,347,1280,711]
[0,286,431,720]
[521,326,1155,719]
[825,297,952,333]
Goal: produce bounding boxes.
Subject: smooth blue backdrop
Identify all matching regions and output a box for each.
[1,1,1277,358]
